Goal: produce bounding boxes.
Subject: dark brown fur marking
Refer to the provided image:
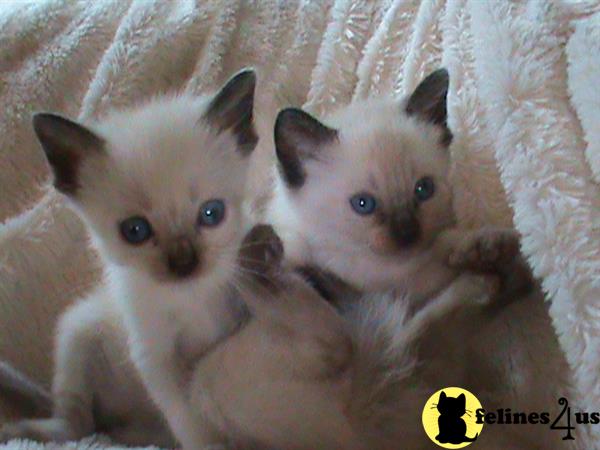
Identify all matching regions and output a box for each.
[274,108,338,188]
[33,113,105,195]
[204,69,258,156]
[238,224,284,286]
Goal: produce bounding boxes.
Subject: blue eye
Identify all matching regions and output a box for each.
[198,199,226,227]
[350,193,377,215]
[119,216,153,245]
[414,176,435,202]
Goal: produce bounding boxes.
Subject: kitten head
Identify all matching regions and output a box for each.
[34,69,257,284]
[271,69,454,289]
[437,391,466,417]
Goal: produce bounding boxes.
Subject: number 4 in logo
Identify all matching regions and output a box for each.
[550,398,575,440]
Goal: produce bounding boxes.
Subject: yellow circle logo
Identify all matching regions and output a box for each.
[422,387,484,448]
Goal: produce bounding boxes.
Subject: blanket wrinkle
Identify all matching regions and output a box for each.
[1,0,599,448]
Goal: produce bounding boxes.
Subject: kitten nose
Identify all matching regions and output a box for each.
[166,237,200,278]
[390,213,421,248]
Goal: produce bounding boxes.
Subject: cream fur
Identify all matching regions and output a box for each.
[1,1,599,449]
[79,93,253,450]
[266,97,456,294]
[2,86,256,450]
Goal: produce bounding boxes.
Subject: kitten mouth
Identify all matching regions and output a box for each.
[167,256,200,278]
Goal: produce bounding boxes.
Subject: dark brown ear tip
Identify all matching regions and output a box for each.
[431,68,449,80]
[275,108,308,127]
[275,108,336,137]
[228,68,257,93]
[274,108,303,144]
[32,112,59,135]
[237,67,256,81]
[423,68,449,87]
[32,112,79,133]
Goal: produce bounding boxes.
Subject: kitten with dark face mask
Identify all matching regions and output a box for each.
[0,70,260,448]
[266,69,490,301]
[262,69,575,449]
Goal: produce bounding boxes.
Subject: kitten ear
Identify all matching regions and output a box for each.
[33,113,105,196]
[458,393,466,407]
[439,391,447,401]
[405,68,452,146]
[203,68,258,155]
[274,108,338,189]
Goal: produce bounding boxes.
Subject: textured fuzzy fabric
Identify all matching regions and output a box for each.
[0,436,161,450]
[1,0,600,448]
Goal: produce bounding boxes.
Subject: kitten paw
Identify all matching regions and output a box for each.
[238,224,284,283]
[448,227,520,273]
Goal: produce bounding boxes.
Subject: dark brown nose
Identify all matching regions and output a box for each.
[390,213,421,248]
[166,237,199,278]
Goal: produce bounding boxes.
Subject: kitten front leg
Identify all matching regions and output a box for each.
[128,324,220,450]
[446,226,520,272]
[404,272,498,340]
[0,298,102,443]
[445,226,535,304]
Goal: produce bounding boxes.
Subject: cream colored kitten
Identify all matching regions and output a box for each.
[1,69,259,449]
[262,69,578,449]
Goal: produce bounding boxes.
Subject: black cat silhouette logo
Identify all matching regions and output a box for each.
[422,387,484,448]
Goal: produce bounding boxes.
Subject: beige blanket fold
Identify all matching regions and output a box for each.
[1,0,599,448]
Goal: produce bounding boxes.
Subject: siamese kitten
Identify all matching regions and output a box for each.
[1,69,259,449]
[266,68,507,299]
[264,69,577,449]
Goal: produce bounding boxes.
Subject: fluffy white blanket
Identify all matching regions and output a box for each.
[1,0,600,448]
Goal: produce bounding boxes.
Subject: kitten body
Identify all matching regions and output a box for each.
[186,225,362,450]
[187,225,500,450]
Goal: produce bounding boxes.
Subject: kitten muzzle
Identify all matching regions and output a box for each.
[166,237,200,278]
[389,212,421,248]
